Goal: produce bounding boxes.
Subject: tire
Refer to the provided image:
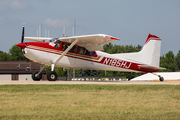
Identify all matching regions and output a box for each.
[159,77,164,82]
[32,71,42,81]
[47,71,57,81]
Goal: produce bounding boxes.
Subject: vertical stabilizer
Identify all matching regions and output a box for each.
[115,34,161,67]
[139,33,161,67]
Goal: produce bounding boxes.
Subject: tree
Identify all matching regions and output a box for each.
[9,45,26,60]
[160,51,178,72]
[0,51,11,60]
[176,50,180,70]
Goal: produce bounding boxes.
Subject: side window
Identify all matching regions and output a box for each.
[78,47,84,54]
[62,43,68,50]
[78,47,88,55]
[62,43,77,53]
[69,46,77,53]
[84,49,88,55]
[89,51,96,55]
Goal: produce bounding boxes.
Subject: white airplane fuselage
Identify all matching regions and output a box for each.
[23,42,159,73]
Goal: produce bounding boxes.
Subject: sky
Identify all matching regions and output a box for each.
[0,0,180,56]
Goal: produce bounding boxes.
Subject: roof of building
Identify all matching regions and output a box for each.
[0,60,41,71]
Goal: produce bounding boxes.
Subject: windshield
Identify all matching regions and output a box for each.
[47,38,61,48]
[46,38,59,43]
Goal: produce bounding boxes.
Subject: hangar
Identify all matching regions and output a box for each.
[0,60,46,81]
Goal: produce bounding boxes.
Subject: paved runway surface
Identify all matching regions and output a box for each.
[0,80,180,85]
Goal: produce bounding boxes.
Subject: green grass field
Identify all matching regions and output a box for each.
[0,84,180,120]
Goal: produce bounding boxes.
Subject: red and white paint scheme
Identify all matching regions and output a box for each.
[16,25,165,81]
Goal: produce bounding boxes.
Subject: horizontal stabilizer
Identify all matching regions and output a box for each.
[138,65,166,71]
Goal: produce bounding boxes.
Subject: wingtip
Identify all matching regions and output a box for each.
[105,35,120,41]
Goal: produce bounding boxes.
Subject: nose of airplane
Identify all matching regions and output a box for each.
[16,43,25,49]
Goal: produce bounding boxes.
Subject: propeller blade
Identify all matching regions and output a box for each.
[21,23,25,43]
[18,23,25,69]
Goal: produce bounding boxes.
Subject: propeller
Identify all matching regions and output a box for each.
[16,24,26,49]
[17,23,25,70]
[21,23,25,43]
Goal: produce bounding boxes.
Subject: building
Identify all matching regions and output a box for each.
[0,60,46,81]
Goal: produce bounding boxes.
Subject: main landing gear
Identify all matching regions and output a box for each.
[32,71,42,81]
[31,64,58,81]
[47,71,57,81]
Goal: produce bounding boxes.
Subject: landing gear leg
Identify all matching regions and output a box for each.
[152,73,164,82]
[32,64,46,81]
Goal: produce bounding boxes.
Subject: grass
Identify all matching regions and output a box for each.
[0,84,180,120]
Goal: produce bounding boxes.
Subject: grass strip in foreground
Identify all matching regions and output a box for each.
[0,84,180,120]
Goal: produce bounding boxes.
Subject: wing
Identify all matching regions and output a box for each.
[25,34,119,51]
[59,34,120,51]
[25,37,52,42]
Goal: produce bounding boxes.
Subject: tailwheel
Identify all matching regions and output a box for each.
[47,71,57,81]
[32,71,42,81]
[159,76,164,82]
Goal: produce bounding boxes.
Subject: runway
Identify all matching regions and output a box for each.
[0,80,180,85]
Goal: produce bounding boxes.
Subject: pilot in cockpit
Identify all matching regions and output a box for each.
[54,40,61,48]
[62,43,68,50]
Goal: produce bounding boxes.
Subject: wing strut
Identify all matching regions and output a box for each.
[51,39,79,71]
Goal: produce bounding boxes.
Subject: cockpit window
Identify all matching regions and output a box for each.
[62,43,69,50]
[46,38,59,43]
[69,46,77,52]
[47,38,61,48]
[78,47,88,55]
[62,43,77,53]
[54,40,61,48]
[89,51,96,55]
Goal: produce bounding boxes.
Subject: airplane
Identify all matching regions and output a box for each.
[16,24,166,81]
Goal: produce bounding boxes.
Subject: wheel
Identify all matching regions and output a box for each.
[47,71,57,81]
[32,71,42,81]
[159,76,164,82]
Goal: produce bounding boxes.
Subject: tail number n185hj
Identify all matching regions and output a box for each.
[102,57,132,69]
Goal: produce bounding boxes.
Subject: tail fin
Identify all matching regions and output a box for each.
[116,33,161,67]
[140,33,161,67]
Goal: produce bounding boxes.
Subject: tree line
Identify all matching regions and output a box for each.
[0,44,180,79]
